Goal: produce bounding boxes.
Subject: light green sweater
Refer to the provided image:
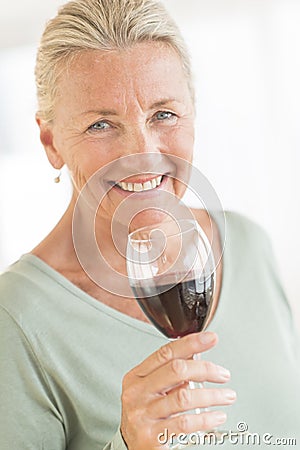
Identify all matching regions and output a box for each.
[0,212,299,449]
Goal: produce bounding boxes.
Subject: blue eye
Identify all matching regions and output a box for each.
[89,120,111,131]
[156,111,175,121]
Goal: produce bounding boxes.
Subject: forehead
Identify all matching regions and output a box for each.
[55,42,191,113]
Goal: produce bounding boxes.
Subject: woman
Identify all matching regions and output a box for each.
[0,0,299,449]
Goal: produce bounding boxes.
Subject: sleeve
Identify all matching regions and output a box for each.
[103,428,128,450]
[0,305,66,450]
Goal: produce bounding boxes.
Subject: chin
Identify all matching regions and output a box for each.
[129,209,171,232]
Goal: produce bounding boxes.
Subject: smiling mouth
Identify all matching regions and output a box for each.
[113,175,165,192]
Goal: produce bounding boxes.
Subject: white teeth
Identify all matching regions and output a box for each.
[133,183,143,192]
[151,178,157,189]
[116,175,164,192]
[143,181,153,191]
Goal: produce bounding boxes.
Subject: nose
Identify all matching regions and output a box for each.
[118,125,164,174]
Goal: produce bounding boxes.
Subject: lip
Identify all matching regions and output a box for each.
[110,174,168,197]
[114,174,165,184]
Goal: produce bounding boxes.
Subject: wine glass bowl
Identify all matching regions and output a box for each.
[127,218,216,339]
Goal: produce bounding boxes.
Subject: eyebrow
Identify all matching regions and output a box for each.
[80,98,178,117]
[150,98,177,108]
[80,109,118,117]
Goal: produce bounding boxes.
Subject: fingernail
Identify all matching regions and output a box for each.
[217,365,231,379]
[225,390,237,402]
[199,332,215,344]
[213,411,227,425]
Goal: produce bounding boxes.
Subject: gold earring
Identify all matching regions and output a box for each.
[54,171,61,183]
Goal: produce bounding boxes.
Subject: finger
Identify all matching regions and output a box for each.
[150,387,236,419]
[143,359,231,395]
[133,332,218,377]
[154,410,227,443]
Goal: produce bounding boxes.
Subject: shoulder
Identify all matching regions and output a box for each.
[0,258,46,364]
[0,255,61,332]
[191,208,276,274]
[224,210,269,239]
[224,210,273,257]
[0,256,45,302]
[191,208,271,249]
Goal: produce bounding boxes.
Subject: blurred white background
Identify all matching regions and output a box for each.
[0,0,299,328]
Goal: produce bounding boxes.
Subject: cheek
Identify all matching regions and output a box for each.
[165,125,194,197]
[162,124,194,161]
[65,143,116,179]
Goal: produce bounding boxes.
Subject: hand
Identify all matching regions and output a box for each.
[120,331,236,449]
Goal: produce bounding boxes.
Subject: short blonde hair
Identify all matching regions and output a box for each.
[35,0,194,123]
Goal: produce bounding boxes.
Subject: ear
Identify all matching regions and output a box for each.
[36,114,64,170]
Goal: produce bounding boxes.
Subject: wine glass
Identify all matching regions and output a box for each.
[126,217,219,446]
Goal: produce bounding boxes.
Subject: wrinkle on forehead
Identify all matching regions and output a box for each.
[54,42,192,123]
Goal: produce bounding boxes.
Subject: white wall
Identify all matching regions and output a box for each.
[0,0,299,328]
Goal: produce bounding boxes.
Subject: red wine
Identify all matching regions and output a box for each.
[132,276,214,339]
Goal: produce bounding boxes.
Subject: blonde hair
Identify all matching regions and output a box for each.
[35,0,194,123]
